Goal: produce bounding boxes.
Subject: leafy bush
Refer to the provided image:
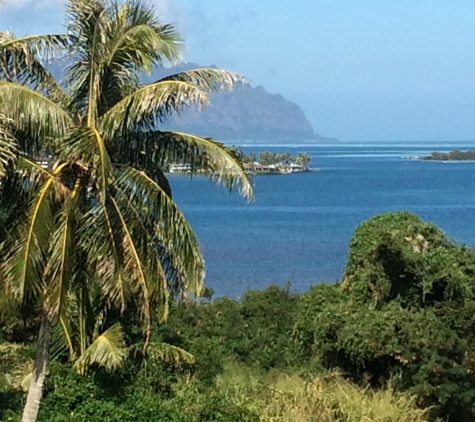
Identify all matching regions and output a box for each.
[342,211,475,308]
[162,284,298,375]
[293,212,475,421]
[4,213,475,421]
[1,361,259,422]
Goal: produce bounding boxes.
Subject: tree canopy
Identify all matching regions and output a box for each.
[0,1,253,420]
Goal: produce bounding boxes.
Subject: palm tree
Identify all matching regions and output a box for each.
[0,1,253,421]
[295,152,311,171]
[0,31,64,177]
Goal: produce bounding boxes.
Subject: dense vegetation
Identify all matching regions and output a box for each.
[1,1,474,421]
[3,211,475,421]
[424,148,475,160]
[0,0,252,420]
[237,149,312,169]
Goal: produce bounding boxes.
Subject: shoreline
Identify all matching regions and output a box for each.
[400,156,475,163]
[167,168,320,176]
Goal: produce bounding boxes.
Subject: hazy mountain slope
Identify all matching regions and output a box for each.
[49,61,332,142]
[151,63,320,142]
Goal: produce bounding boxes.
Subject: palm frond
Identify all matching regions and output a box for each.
[99,80,209,137]
[111,184,170,320]
[1,165,68,304]
[124,130,254,200]
[73,267,98,358]
[0,115,17,177]
[17,156,59,183]
[113,165,206,297]
[50,314,76,361]
[36,66,72,110]
[106,0,182,72]
[0,32,69,62]
[0,32,71,109]
[91,126,113,197]
[109,195,152,339]
[83,201,130,313]
[74,170,154,332]
[0,161,66,309]
[0,32,69,92]
[0,82,72,153]
[44,217,71,314]
[75,322,127,373]
[43,191,78,318]
[157,68,245,93]
[140,342,194,365]
[150,22,182,65]
[106,130,172,195]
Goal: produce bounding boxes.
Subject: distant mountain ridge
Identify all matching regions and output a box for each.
[151,62,330,142]
[48,61,334,143]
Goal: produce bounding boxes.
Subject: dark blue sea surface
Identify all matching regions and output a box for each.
[170,141,475,297]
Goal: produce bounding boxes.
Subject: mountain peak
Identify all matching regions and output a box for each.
[48,60,331,142]
[160,64,321,142]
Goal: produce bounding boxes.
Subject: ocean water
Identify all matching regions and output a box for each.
[170,141,475,297]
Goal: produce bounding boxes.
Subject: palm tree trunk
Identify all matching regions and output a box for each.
[21,311,53,422]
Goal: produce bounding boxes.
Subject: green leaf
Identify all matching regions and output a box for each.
[113,165,206,298]
[99,80,209,136]
[75,322,127,373]
[141,342,195,365]
[0,115,17,177]
[158,67,245,93]
[2,171,59,303]
[0,82,72,153]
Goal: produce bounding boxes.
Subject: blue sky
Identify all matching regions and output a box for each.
[1,0,475,142]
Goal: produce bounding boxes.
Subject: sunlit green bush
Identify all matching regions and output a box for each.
[342,211,475,308]
[3,212,475,421]
[293,212,475,421]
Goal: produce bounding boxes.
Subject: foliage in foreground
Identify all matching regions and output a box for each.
[0,360,433,422]
[0,0,253,419]
[2,211,475,421]
[214,361,432,422]
[293,212,475,421]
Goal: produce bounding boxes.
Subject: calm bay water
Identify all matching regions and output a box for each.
[171,141,475,297]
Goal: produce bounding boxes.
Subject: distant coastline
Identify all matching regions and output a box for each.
[422,148,475,161]
[167,149,317,176]
[400,148,475,162]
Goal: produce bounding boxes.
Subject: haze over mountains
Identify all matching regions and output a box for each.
[50,61,334,143]
[151,63,332,143]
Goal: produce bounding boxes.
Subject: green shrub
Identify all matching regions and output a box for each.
[21,361,258,422]
[293,212,475,421]
[342,211,475,308]
[162,284,298,373]
[195,361,433,422]
[4,213,475,421]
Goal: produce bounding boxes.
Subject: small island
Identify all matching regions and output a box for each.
[237,149,314,175]
[423,148,475,161]
[168,149,315,175]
